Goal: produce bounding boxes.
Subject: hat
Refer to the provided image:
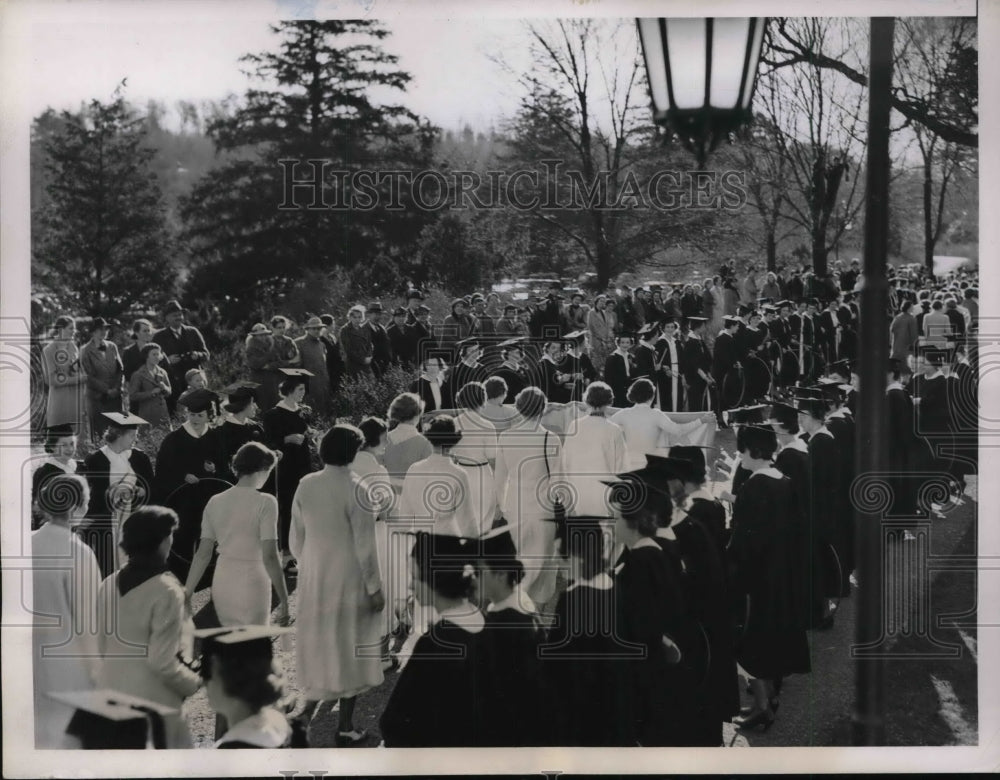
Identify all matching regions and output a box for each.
[45,423,77,438]
[644,453,701,484]
[406,289,426,301]
[545,292,566,301]
[392,307,406,317]
[637,322,660,338]
[367,302,384,313]
[725,404,769,425]
[616,331,637,342]
[177,388,220,414]
[47,689,178,750]
[163,300,184,315]
[408,531,477,577]
[666,446,712,481]
[303,316,324,329]
[600,468,675,513]
[790,397,828,419]
[194,625,294,674]
[470,293,486,304]
[787,385,826,401]
[222,381,259,410]
[499,337,526,352]
[766,400,800,427]
[451,298,467,309]
[920,345,950,365]
[477,522,519,561]
[101,411,148,429]
[248,322,272,336]
[685,316,708,326]
[648,284,662,292]
[278,368,314,378]
[88,317,110,333]
[776,300,792,309]
[416,304,431,314]
[456,337,481,352]
[827,359,854,378]
[888,357,907,374]
[563,329,587,342]
[722,315,741,326]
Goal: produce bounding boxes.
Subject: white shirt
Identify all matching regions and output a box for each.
[566,571,613,593]
[452,410,498,465]
[399,453,477,538]
[100,444,134,486]
[214,707,291,748]
[609,403,707,471]
[487,586,537,615]
[776,436,808,455]
[39,457,76,475]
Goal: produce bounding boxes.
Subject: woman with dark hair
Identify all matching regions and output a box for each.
[380,531,484,746]
[494,386,563,607]
[473,524,546,746]
[728,425,811,731]
[32,425,81,531]
[128,343,172,427]
[209,383,265,484]
[32,474,101,748]
[96,506,203,748]
[410,354,451,413]
[262,371,315,574]
[290,424,385,746]
[184,442,288,627]
[199,626,302,748]
[606,468,699,746]
[42,314,87,433]
[121,318,158,385]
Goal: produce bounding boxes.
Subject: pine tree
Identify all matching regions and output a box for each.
[179,21,436,316]
[33,88,174,316]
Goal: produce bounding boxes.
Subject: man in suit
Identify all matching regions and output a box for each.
[152,300,210,414]
[319,314,345,395]
[408,304,436,366]
[615,286,644,334]
[561,330,598,403]
[682,317,714,412]
[339,304,374,376]
[387,306,414,368]
[403,289,426,326]
[495,304,524,338]
[366,302,393,377]
[604,333,636,408]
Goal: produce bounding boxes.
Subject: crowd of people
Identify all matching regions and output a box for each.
[30,260,979,749]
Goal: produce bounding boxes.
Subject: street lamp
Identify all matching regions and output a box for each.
[636,17,768,167]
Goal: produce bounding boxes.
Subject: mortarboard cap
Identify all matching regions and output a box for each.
[278,368,314,378]
[194,624,294,669]
[477,522,519,561]
[177,388,220,413]
[920,345,950,364]
[722,315,741,325]
[101,411,148,429]
[48,688,177,749]
[637,322,660,338]
[766,400,801,426]
[499,337,526,351]
[222,381,259,410]
[563,329,587,341]
[666,445,713,480]
[616,331,637,341]
[685,316,708,325]
[828,359,853,378]
[776,300,792,309]
[456,337,481,351]
[725,404,768,425]
[790,397,828,419]
[644,454,701,484]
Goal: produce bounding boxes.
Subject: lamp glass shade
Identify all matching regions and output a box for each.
[709,18,751,109]
[663,18,707,110]
[740,18,767,109]
[637,18,670,115]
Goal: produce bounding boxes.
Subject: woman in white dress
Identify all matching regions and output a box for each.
[560,381,627,517]
[494,386,563,607]
[96,506,203,748]
[290,424,385,747]
[184,442,289,627]
[32,474,102,748]
[351,417,397,670]
[610,379,716,470]
[451,382,500,535]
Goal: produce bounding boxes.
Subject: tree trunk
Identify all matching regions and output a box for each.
[923,155,935,275]
[812,227,828,280]
[766,230,777,272]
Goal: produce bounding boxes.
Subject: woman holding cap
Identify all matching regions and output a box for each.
[96,506,203,748]
[127,343,172,428]
[42,315,87,433]
[263,370,315,573]
[291,425,385,746]
[185,442,289,627]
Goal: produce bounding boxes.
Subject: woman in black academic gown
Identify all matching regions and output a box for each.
[886,359,919,521]
[262,370,314,573]
[380,532,484,747]
[153,389,226,584]
[541,515,633,747]
[728,424,811,732]
[473,524,547,746]
[208,383,265,484]
[608,472,699,747]
[32,424,83,531]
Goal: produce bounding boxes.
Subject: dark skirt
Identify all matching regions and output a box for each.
[737,603,811,680]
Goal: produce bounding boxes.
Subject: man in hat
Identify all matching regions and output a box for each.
[654,318,685,413]
[340,305,374,377]
[408,304,436,367]
[153,300,210,414]
[79,411,155,577]
[319,313,346,394]
[153,388,225,582]
[615,285,644,334]
[604,333,636,408]
[840,258,860,292]
[245,322,281,410]
[682,317,714,412]
[563,291,590,333]
[79,317,124,440]
[365,302,392,378]
[495,303,523,338]
[387,306,415,368]
[295,317,333,413]
[440,298,476,362]
[587,294,617,370]
[404,288,426,326]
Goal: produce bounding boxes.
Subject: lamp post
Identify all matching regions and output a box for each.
[853,16,894,747]
[636,17,768,167]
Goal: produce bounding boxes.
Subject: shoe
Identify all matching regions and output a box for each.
[284,559,298,576]
[734,708,775,732]
[336,729,368,747]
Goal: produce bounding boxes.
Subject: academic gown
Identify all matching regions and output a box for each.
[887,387,919,518]
[474,606,547,746]
[31,460,84,531]
[537,357,569,403]
[654,338,685,412]
[80,449,156,578]
[603,352,633,408]
[682,337,713,412]
[447,362,488,403]
[207,419,265,484]
[826,413,857,583]
[261,405,313,553]
[728,469,811,679]
[542,582,634,747]
[561,352,598,403]
[491,364,528,404]
[380,618,484,747]
[153,427,225,583]
[805,430,846,600]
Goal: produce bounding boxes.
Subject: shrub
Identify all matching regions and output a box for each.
[330,363,418,425]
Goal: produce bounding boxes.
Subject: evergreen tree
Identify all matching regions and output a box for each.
[32,88,174,316]
[179,21,436,318]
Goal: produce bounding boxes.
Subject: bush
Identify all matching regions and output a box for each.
[330,363,418,425]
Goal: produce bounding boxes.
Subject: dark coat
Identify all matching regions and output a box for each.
[151,325,210,405]
[603,352,634,408]
[409,377,452,413]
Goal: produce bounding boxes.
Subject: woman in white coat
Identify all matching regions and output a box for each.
[451,382,500,536]
[290,424,385,747]
[32,474,102,748]
[96,506,203,748]
[494,387,563,607]
[559,382,627,517]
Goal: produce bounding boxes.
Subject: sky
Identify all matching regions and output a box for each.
[24,5,535,132]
